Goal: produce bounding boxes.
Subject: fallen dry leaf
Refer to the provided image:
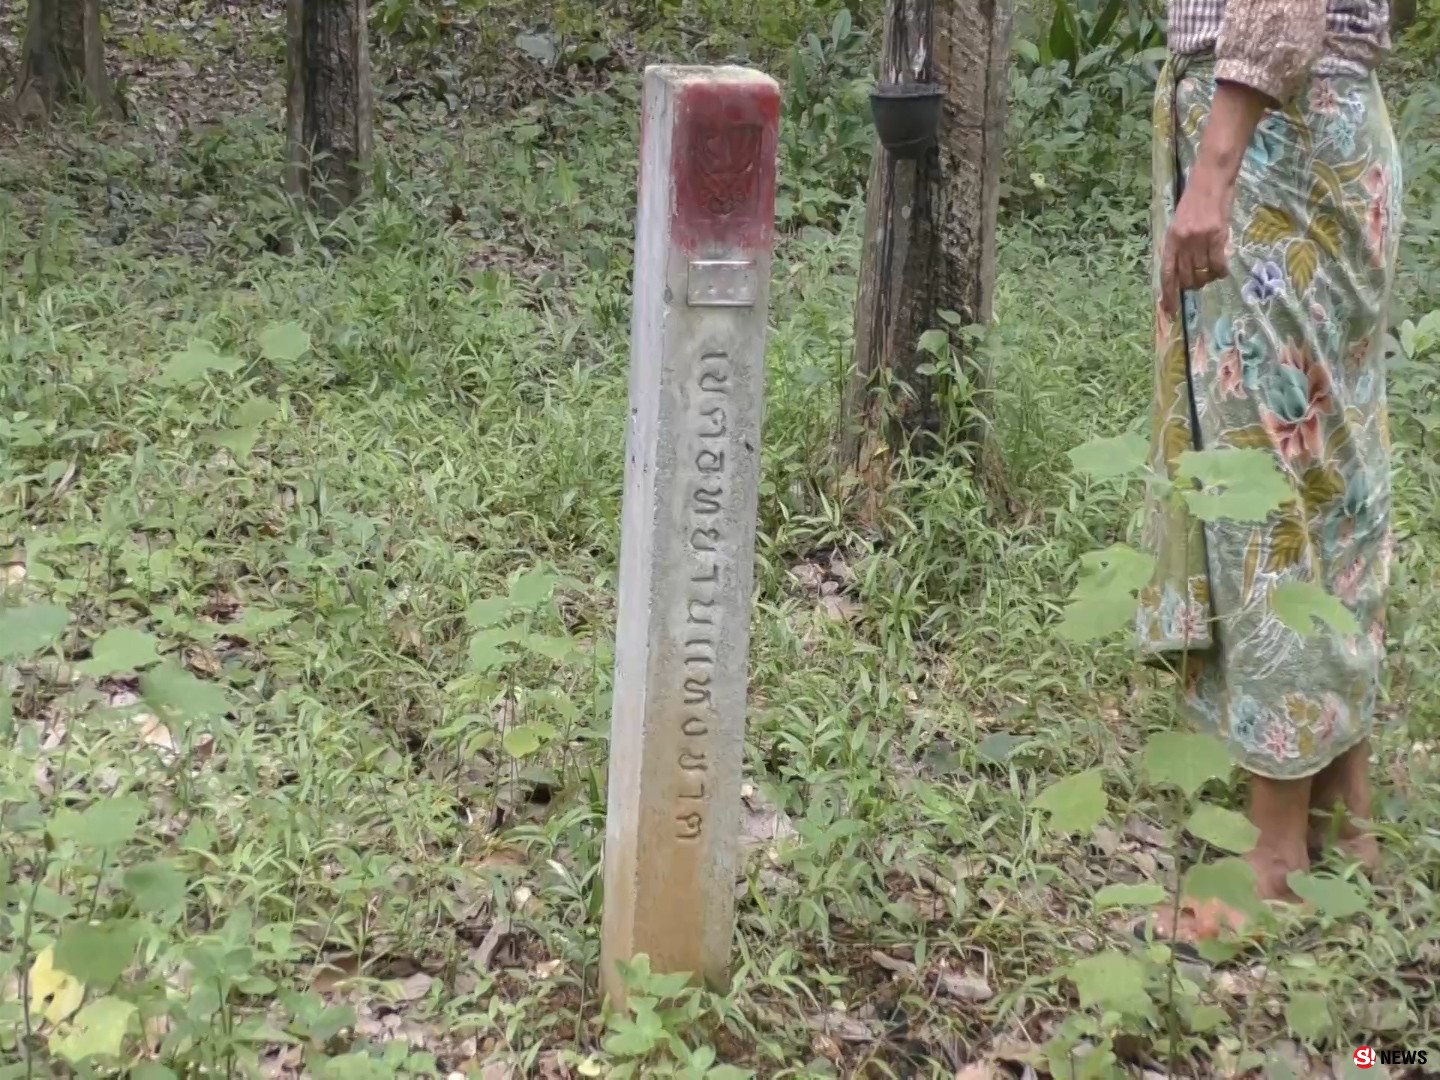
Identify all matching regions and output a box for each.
[791,561,824,592]
[808,1009,876,1044]
[261,1044,304,1078]
[820,594,861,623]
[1123,816,1168,848]
[390,971,434,1001]
[988,1037,1045,1066]
[869,951,918,979]
[937,970,994,1003]
[312,954,362,994]
[474,920,510,971]
[535,1050,572,1079]
[136,712,178,755]
[954,1065,998,1080]
[472,846,528,871]
[28,947,84,1026]
[740,782,797,850]
[535,958,563,979]
[186,647,223,677]
[108,689,141,709]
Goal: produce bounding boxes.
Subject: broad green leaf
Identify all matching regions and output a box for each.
[917,329,949,356]
[1286,871,1365,919]
[48,795,145,850]
[502,725,544,758]
[229,606,295,639]
[1142,731,1232,796]
[468,633,516,673]
[1067,432,1148,481]
[1092,882,1166,911]
[258,321,311,362]
[231,397,278,428]
[1284,990,1330,1040]
[1066,951,1150,1014]
[54,920,141,986]
[529,688,579,723]
[29,946,85,1025]
[1271,581,1360,637]
[81,627,162,676]
[1195,937,1245,965]
[1185,1003,1227,1033]
[210,426,262,462]
[976,731,1028,764]
[49,995,136,1063]
[311,1004,357,1043]
[1032,768,1107,836]
[525,633,576,661]
[158,340,243,386]
[131,1065,180,1080]
[140,662,232,724]
[1185,802,1260,854]
[1057,544,1154,642]
[1182,858,1263,918]
[1177,448,1294,522]
[465,596,512,628]
[312,1053,394,1080]
[122,861,188,914]
[509,569,559,609]
[0,602,69,661]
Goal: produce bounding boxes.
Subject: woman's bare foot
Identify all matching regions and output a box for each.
[1307,739,1380,872]
[1150,772,1311,944]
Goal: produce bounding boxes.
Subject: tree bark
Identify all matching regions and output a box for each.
[286,0,374,215]
[11,0,117,121]
[838,0,1012,509]
[1391,0,1416,35]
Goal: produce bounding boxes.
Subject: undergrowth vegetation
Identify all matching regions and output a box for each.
[1,0,1438,1075]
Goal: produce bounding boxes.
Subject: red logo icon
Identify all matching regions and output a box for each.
[1355,1046,1376,1069]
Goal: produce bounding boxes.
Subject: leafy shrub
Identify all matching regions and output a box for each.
[1004,0,1167,229]
[777,8,874,229]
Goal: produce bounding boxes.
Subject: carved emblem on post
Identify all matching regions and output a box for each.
[690,122,762,218]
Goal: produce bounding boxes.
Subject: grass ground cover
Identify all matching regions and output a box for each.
[2,1,1439,1076]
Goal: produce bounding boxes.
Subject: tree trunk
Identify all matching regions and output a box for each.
[1390,0,1416,35]
[838,0,1012,510]
[286,0,374,216]
[11,0,117,121]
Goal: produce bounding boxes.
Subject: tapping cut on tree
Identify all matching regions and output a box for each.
[10,0,119,122]
[838,0,1014,517]
[286,0,375,215]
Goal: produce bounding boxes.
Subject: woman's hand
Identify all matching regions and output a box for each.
[1161,167,1235,317]
[1160,79,1274,317]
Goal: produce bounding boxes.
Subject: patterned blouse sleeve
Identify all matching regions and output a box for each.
[1215,0,1327,104]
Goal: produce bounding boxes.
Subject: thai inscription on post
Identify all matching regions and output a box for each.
[673,350,732,842]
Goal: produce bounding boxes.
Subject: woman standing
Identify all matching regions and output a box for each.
[1136,0,1402,941]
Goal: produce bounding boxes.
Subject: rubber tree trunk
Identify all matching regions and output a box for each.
[838,0,1012,512]
[286,0,374,216]
[12,0,117,121]
[1391,0,1416,35]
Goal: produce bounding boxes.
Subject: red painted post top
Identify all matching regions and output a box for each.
[671,77,780,256]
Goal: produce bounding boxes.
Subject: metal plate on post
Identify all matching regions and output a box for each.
[686,260,758,308]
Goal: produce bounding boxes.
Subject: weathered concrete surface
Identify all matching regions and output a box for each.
[601,65,780,1004]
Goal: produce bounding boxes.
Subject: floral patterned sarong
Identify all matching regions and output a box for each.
[1136,56,1403,780]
